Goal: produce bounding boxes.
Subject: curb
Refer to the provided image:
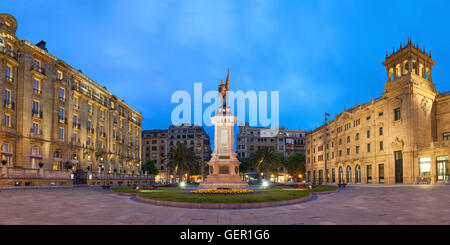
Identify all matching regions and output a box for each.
[134,192,313,209]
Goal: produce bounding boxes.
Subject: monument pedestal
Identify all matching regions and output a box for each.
[199,106,248,189]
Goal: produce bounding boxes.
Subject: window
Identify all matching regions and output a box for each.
[339,138,342,145]
[366,116,371,120]
[1,143,13,167]
[5,65,11,80]
[379,127,383,136]
[379,112,383,116]
[4,89,11,105]
[58,127,64,139]
[113,115,117,124]
[419,157,431,176]
[72,132,77,142]
[88,104,92,114]
[34,60,40,72]
[57,71,63,80]
[380,141,384,151]
[73,115,78,126]
[356,146,360,154]
[367,143,371,153]
[394,108,401,121]
[347,148,350,155]
[33,79,40,93]
[347,136,350,143]
[87,121,91,131]
[87,136,91,146]
[99,109,103,119]
[59,108,64,121]
[443,132,450,141]
[59,88,65,100]
[4,114,10,127]
[367,130,370,138]
[355,133,360,141]
[367,165,372,183]
[339,150,342,157]
[33,101,39,114]
[32,122,39,134]
[74,97,79,108]
[379,164,385,183]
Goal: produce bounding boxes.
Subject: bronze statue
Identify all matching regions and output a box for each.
[218,68,230,107]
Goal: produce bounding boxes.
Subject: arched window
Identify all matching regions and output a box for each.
[346,165,352,183]
[1,143,13,167]
[109,160,113,173]
[338,167,343,183]
[355,165,361,183]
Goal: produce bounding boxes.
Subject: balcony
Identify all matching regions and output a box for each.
[59,97,67,104]
[70,138,82,148]
[0,47,19,66]
[5,75,14,83]
[32,111,43,119]
[72,123,81,130]
[4,101,15,111]
[33,88,42,97]
[30,64,47,79]
[30,128,43,138]
[58,117,67,125]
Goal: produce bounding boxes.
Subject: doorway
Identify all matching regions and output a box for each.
[395,151,403,183]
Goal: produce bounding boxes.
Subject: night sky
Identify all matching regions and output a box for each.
[4,0,450,140]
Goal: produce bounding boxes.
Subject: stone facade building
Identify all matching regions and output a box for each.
[236,123,307,158]
[0,14,143,185]
[306,39,450,185]
[142,124,212,183]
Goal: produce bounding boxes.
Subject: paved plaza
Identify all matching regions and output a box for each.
[0,185,449,225]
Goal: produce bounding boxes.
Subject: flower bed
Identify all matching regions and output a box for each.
[282,184,313,190]
[190,188,255,195]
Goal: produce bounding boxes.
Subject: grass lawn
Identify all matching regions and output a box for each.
[111,184,337,204]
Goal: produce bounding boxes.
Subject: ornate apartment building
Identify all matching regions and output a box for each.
[0,14,143,177]
[236,123,307,158]
[306,39,450,185]
[142,124,212,182]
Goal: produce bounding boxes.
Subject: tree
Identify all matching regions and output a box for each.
[238,157,251,173]
[142,159,159,175]
[249,147,282,179]
[166,142,199,182]
[283,153,306,182]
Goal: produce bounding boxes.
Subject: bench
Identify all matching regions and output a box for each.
[338,183,347,188]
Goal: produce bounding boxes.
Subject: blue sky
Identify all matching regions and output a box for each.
[4,0,450,137]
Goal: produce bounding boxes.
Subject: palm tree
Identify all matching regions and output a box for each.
[283,153,306,182]
[166,142,199,183]
[249,147,281,180]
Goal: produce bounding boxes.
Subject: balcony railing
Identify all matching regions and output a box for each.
[5,75,14,83]
[72,123,81,129]
[31,64,46,76]
[33,89,42,96]
[30,128,43,137]
[4,101,14,110]
[32,111,43,119]
[0,46,18,61]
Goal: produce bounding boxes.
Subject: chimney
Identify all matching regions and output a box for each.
[36,40,47,51]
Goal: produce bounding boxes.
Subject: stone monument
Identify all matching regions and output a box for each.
[199,69,249,189]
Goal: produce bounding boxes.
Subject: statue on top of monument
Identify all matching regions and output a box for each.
[218,68,230,108]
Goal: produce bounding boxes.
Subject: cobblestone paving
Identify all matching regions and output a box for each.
[0,185,449,225]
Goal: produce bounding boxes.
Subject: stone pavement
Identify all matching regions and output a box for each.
[0,185,449,225]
